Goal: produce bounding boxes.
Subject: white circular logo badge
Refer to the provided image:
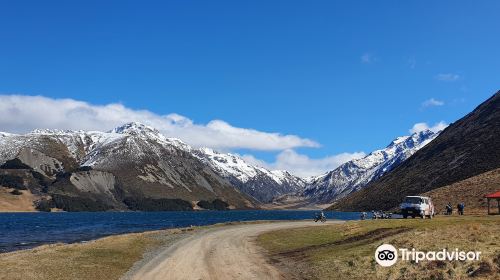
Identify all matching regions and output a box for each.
[375,244,398,267]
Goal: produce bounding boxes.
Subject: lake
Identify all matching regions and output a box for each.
[0,210,361,253]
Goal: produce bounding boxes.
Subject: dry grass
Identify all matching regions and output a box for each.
[258,216,500,280]
[0,187,37,212]
[0,220,277,280]
[0,228,192,280]
[423,168,500,214]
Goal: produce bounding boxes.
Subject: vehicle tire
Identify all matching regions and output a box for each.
[403,214,407,219]
[412,215,416,218]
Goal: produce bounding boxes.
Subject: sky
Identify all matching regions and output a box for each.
[0,1,499,177]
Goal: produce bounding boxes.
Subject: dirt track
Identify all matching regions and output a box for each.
[127,221,342,280]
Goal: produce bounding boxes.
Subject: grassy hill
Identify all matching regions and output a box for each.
[422,168,500,215]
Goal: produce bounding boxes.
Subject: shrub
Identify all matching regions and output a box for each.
[10,189,22,195]
[35,199,53,212]
[76,166,93,172]
[0,158,31,169]
[123,197,193,211]
[212,199,230,210]
[51,194,112,212]
[30,170,52,191]
[197,199,229,210]
[0,174,26,190]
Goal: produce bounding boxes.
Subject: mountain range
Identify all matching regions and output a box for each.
[303,129,439,203]
[0,123,256,211]
[2,91,498,212]
[0,121,437,211]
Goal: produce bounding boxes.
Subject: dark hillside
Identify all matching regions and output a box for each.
[330,91,500,211]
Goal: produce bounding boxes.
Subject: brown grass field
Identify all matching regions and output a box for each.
[0,188,37,212]
[422,168,500,215]
[0,216,498,280]
[0,227,196,280]
[258,216,500,280]
[0,221,271,280]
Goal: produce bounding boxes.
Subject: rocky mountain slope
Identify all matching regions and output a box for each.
[330,91,500,211]
[0,123,257,211]
[303,130,439,203]
[193,148,306,203]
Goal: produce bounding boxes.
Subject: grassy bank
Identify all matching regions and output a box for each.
[0,227,195,280]
[258,216,500,280]
[0,220,275,280]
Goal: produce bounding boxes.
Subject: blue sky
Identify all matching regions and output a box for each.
[0,1,499,176]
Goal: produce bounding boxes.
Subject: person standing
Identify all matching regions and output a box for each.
[446,202,453,215]
[457,203,465,215]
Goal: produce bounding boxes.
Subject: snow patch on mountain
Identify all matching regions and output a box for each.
[0,122,304,203]
[303,129,439,203]
[193,148,306,202]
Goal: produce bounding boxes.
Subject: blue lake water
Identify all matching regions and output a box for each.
[0,210,361,253]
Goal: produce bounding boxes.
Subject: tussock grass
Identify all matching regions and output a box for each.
[0,220,278,280]
[0,229,187,280]
[0,234,153,280]
[258,216,500,280]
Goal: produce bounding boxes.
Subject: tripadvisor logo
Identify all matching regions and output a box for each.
[375,244,398,267]
[375,244,481,267]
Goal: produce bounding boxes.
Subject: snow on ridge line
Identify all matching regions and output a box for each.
[0,123,302,184]
[193,147,293,185]
[303,129,440,202]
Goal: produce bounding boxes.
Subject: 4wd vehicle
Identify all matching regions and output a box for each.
[400,196,435,219]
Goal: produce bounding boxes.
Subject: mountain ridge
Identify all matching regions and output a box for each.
[302,129,439,203]
[0,124,258,211]
[329,90,500,211]
[193,148,306,203]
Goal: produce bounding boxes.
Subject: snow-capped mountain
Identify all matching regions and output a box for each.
[193,148,306,203]
[303,129,439,203]
[0,122,441,210]
[0,122,257,211]
[0,122,307,210]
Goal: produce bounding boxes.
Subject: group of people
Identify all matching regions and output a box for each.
[359,211,391,220]
[445,202,465,215]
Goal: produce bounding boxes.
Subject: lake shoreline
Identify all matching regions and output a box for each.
[0,220,337,280]
[0,223,200,280]
[0,210,361,253]
[0,219,275,255]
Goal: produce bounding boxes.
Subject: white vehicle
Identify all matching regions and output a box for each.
[400,196,435,219]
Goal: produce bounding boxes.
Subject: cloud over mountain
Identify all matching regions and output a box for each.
[410,121,448,134]
[242,149,366,178]
[0,95,319,151]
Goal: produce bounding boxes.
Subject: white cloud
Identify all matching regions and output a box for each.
[435,73,460,82]
[360,53,376,64]
[421,98,445,108]
[409,121,448,134]
[0,95,319,151]
[242,149,366,178]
